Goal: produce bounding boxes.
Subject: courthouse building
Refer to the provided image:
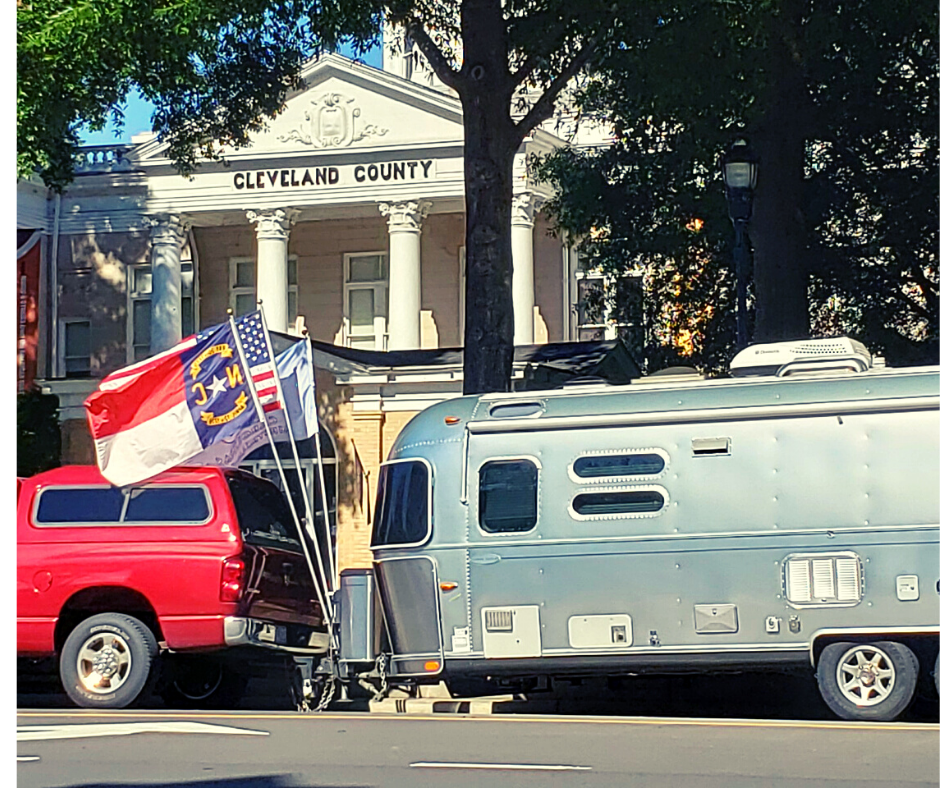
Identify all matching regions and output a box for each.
[16,46,638,569]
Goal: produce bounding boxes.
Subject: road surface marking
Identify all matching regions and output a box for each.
[17,721,269,742]
[16,711,939,733]
[17,756,40,763]
[411,762,591,771]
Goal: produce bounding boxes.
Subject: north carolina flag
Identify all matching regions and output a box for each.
[84,319,261,487]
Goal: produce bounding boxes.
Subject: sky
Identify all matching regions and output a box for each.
[80,42,384,146]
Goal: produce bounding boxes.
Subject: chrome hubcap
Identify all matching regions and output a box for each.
[76,632,132,694]
[836,646,895,707]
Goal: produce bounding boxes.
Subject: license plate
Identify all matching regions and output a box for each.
[258,623,287,644]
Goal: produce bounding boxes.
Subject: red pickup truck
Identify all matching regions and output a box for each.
[17,465,327,709]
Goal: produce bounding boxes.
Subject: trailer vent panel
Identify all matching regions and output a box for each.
[485,610,514,632]
[784,553,862,607]
[836,558,861,600]
[811,559,835,599]
[786,560,812,603]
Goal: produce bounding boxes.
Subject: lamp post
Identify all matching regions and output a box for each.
[721,139,759,351]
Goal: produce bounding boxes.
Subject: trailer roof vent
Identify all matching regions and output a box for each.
[730,337,872,378]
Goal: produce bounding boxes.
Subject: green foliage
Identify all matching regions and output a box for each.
[18,0,383,189]
[17,390,62,478]
[535,130,738,373]
[538,0,938,369]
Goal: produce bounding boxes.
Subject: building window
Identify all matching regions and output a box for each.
[344,252,388,350]
[479,459,539,533]
[571,253,642,346]
[459,246,466,342]
[229,257,298,327]
[128,261,195,362]
[61,319,91,377]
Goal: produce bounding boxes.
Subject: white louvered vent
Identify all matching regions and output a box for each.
[811,559,835,599]
[786,560,812,603]
[784,553,862,606]
[485,609,514,632]
[836,558,862,600]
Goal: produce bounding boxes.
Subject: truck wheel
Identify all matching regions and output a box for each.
[817,641,919,722]
[60,613,158,709]
[160,656,248,709]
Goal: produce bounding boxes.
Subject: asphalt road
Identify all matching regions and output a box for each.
[16,708,940,788]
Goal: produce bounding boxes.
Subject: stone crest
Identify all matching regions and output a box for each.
[278,92,388,148]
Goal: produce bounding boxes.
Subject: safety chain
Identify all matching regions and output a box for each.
[376,652,389,700]
[311,674,336,712]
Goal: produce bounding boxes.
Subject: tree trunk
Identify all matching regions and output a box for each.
[748,13,812,343]
[461,128,517,394]
[459,0,518,394]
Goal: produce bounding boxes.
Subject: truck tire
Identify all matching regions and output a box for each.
[159,655,248,709]
[59,613,158,709]
[816,641,919,722]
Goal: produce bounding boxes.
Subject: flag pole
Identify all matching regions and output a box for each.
[312,398,339,590]
[256,307,337,596]
[228,311,333,623]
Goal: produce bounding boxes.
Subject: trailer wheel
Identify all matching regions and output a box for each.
[59,613,158,709]
[817,641,919,722]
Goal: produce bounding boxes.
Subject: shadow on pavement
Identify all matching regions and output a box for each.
[19,659,938,722]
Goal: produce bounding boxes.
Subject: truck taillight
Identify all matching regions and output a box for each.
[221,557,245,602]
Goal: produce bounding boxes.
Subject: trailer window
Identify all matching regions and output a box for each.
[572,490,665,516]
[573,453,665,478]
[372,461,430,547]
[479,460,538,533]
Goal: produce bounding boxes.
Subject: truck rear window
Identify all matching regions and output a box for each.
[372,460,430,547]
[34,486,211,525]
[226,474,304,552]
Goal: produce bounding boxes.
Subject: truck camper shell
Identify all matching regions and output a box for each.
[338,338,940,721]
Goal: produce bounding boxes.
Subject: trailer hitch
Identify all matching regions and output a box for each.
[292,656,334,713]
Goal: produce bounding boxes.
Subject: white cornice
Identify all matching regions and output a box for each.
[131,54,465,166]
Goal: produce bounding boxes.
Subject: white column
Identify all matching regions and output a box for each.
[511,193,543,345]
[145,213,189,353]
[247,208,298,333]
[379,200,431,350]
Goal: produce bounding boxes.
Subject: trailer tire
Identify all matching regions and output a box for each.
[934,652,939,698]
[817,641,919,722]
[59,613,158,709]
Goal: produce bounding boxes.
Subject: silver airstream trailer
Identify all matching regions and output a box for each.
[336,337,939,721]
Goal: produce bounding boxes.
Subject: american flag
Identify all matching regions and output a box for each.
[234,311,282,413]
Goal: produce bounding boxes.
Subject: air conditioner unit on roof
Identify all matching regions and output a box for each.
[730,337,873,378]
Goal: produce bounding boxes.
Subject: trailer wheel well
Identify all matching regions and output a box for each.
[812,633,939,669]
[55,587,163,654]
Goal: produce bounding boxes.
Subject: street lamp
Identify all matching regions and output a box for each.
[721,139,759,351]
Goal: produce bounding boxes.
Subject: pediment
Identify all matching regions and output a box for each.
[133,54,465,165]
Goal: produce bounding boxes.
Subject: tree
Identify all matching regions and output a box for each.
[18,0,637,394]
[536,127,738,372]
[538,0,938,365]
[17,390,61,477]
